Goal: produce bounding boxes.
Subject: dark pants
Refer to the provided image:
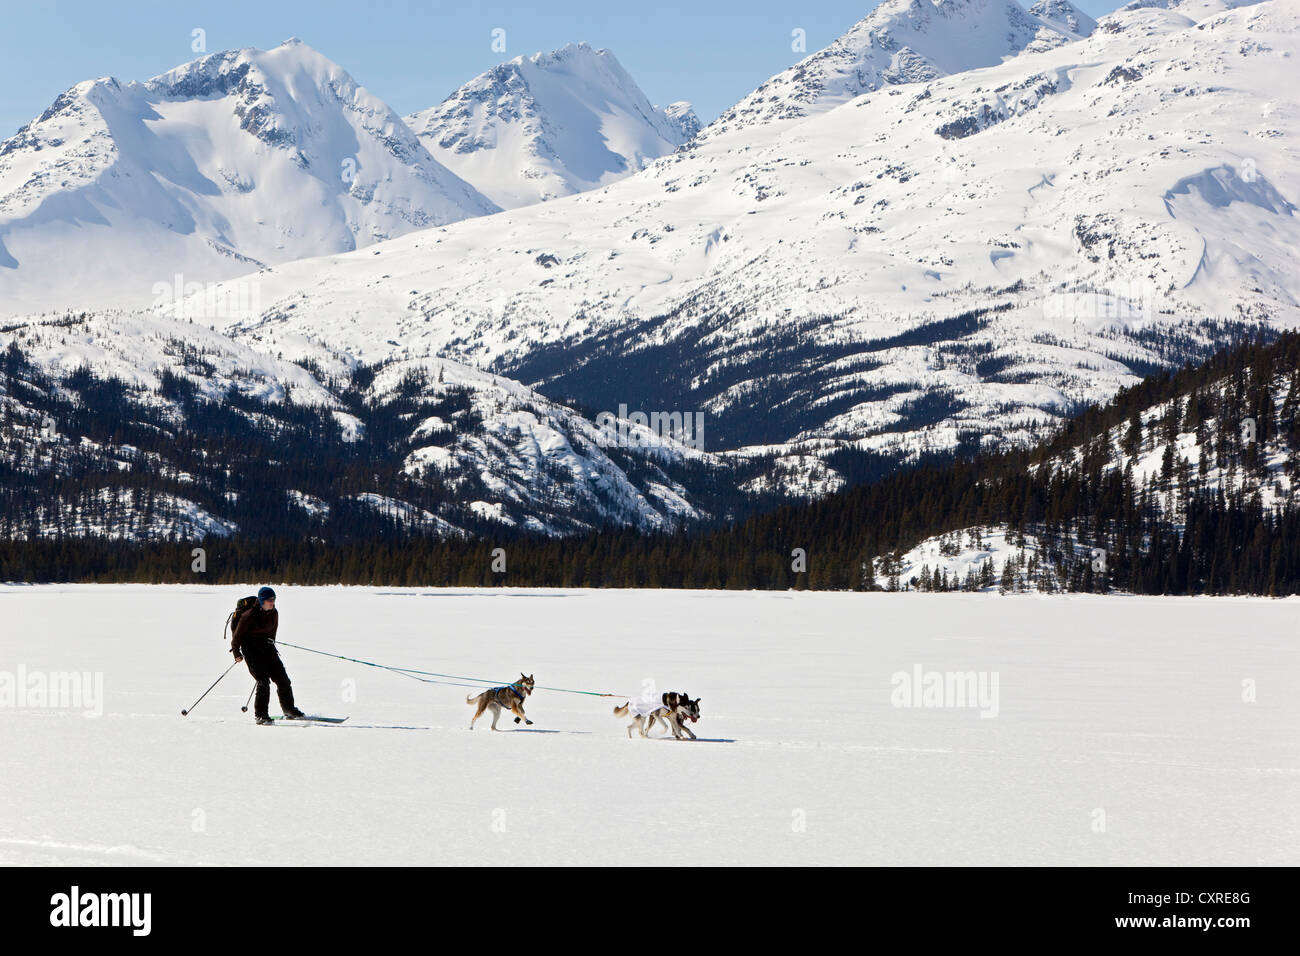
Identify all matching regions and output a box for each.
[241,639,296,719]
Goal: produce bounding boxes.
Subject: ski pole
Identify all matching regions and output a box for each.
[181,661,238,716]
[241,685,255,713]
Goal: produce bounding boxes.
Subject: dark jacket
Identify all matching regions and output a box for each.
[232,605,278,656]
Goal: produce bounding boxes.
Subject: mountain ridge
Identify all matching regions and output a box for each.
[701,0,1096,140]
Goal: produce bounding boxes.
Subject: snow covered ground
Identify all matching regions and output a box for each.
[2,585,1296,866]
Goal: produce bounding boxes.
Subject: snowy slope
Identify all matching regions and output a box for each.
[0,311,712,538]
[1117,0,1263,18]
[406,43,699,210]
[876,328,1300,592]
[876,527,1061,591]
[1031,349,1300,518]
[2,585,1296,865]
[703,0,1095,139]
[178,0,1298,472]
[0,39,497,314]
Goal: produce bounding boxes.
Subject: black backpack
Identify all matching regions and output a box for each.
[224,595,259,642]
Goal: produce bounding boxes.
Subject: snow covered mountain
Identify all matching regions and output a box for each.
[0,39,497,314]
[3,1,1295,541]
[0,310,723,540]
[405,43,699,210]
[661,101,703,142]
[174,0,1296,488]
[703,0,1095,139]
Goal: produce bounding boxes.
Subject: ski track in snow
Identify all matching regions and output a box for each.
[2,585,1298,865]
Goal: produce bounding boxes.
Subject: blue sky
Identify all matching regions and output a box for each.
[0,0,1125,137]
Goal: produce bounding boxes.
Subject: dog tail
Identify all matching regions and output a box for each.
[466,693,477,704]
[612,702,629,717]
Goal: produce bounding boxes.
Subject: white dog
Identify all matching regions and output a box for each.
[612,691,700,739]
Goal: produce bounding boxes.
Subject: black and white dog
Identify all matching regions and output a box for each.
[613,691,700,739]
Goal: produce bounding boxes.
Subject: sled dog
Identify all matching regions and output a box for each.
[612,691,700,739]
[468,674,536,730]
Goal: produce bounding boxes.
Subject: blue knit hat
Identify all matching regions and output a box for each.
[258,586,276,602]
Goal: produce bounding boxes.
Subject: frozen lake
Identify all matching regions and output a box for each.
[2,585,1297,865]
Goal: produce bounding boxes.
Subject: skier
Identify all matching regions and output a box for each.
[231,586,305,725]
